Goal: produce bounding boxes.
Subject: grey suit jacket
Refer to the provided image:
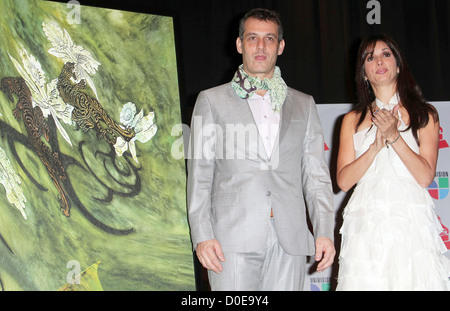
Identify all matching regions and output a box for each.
[187,83,334,256]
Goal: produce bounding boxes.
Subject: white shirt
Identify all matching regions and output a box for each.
[375,93,399,111]
[247,92,280,157]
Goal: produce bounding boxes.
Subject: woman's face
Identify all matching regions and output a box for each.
[364,41,399,88]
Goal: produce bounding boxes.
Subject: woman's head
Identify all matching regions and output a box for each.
[354,34,437,142]
[355,34,415,106]
[361,40,399,89]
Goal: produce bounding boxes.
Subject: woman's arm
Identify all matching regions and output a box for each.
[373,107,439,188]
[336,111,384,192]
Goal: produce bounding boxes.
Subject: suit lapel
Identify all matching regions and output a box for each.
[232,95,256,130]
[277,90,292,147]
[230,92,270,160]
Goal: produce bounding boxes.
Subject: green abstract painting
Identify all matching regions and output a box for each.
[0,0,194,290]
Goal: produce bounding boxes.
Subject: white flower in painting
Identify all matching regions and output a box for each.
[119,102,137,128]
[42,21,101,99]
[0,146,28,219]
[9,50,74,146]
[114,102,157,164]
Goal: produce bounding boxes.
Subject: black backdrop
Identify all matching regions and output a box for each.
[61,0,449,290]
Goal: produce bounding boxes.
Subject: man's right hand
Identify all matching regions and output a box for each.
[196,239,226,274]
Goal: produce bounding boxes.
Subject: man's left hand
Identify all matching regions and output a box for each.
[314,237,336,273]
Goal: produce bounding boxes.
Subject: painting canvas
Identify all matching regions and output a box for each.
[0,0,194,290]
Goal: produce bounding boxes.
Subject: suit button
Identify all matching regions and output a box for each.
[266,191,271,196]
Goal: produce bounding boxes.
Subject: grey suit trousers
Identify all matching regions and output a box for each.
[208,219,306,291]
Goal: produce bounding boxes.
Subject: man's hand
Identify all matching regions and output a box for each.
[196,239,226,274]
[315,237,336,273]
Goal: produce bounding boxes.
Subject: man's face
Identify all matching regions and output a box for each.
[236,17,285,80]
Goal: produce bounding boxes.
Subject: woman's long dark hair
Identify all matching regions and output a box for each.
[354,34,438,143]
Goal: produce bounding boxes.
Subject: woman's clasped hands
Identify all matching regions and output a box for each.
[372,104,401,148]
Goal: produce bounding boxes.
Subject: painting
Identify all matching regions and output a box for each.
[0,0,194,290]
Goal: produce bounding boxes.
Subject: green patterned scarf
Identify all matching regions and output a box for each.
[231,64,287,113]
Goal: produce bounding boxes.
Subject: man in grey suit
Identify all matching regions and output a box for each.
[187,8,335,291]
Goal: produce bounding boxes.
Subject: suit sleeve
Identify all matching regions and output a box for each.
[187,91,216,250]
[301,96,335,241]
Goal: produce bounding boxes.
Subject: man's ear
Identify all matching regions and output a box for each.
[278,39,285,56]
[236,37,243,54]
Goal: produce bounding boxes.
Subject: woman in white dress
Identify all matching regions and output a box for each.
[336,34,450,290]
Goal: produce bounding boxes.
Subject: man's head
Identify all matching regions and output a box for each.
[236,8,285,80]
[238,8,284,42]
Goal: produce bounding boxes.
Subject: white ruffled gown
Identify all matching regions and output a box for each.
[336,99,450,291]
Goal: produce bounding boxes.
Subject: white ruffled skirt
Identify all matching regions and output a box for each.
[337,176,450,291]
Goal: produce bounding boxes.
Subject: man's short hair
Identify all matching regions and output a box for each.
[239,8,284,42]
